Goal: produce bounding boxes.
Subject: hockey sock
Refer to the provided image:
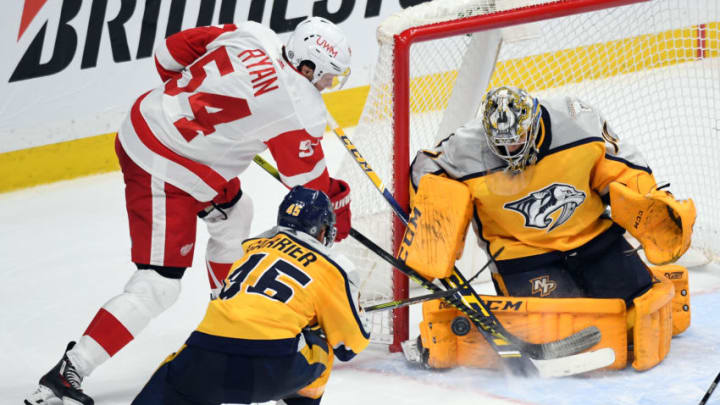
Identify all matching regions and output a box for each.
[206,260,233,298]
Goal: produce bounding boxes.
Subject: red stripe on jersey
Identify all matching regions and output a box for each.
[164,24,237,69]
[154,56,181,82]
[302,172,330,193]
[130,91,228,197]
[207,261,234,289]
[83,308,134,356]
[265,129,330,193]
[115,137,153,265]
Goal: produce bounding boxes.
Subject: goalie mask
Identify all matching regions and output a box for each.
[480,86,541,172]
[286,16,352,90]
[278,186,337,247]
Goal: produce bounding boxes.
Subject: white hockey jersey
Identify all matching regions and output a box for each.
[118,23,331,202]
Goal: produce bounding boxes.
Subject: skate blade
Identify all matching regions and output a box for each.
[401,339,422,364]
[62,397,87,405]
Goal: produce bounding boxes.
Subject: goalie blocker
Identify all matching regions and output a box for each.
[402,175,691,372]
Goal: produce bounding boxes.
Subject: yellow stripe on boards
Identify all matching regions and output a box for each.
[491,24,716,91]
[2,22,716,194]
[0,133,119,193]
[0,85,368,194]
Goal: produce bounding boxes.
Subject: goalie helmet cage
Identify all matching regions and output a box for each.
[336,0,720,352]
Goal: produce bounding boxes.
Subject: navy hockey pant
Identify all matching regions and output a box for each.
[492,224,653,303]
[132,331,329,405]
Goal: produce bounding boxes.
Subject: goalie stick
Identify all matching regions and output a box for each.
[252,154,614,377]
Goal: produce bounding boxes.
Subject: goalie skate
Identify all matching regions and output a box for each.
[401,336,430,368]
[24,341,94,405]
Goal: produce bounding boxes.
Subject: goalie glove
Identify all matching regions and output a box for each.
[609,182,696,265]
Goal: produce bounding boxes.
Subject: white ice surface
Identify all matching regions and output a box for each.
[2,131,720,405]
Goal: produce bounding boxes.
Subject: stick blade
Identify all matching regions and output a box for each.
[531,348,615,378]
[528,325,602,359]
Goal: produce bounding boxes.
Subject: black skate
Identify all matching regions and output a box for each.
[24,341,94,405]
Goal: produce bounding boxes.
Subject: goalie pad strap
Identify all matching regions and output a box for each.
[650,265,690,336]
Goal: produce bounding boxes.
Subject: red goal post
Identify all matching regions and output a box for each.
[337,0,720,352]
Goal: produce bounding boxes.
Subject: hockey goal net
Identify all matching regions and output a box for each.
[335,0,720,351]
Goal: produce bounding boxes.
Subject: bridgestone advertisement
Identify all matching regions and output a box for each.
[2,0,430,153]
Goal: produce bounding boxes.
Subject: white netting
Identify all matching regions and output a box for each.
[336,0,720,347]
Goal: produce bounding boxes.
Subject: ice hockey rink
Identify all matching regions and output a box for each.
[2,127,720,405]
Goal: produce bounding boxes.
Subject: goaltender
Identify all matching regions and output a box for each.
[404,86,695,372]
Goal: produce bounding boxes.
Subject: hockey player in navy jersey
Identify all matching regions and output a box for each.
[26,17,354,405]
[132,186,369,404]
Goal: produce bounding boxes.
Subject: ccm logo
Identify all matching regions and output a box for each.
[439,299,523,311]
[633,210,644,229]
[397,207,422,263]
[664,271,684,280]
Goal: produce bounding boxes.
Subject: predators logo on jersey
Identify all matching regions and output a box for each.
[504,183,586,231]
[529,275,559,297]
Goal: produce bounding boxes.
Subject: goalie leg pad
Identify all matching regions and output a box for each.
[399,174,473,280]
[418,296,628,370]
[650,265,690,336]
[418,299,460,368]
[630,274,675,371]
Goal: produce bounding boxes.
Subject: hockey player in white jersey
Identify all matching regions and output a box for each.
[26,17,353,405]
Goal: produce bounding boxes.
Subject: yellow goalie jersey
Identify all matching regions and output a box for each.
[192,226,370,361]
[410,97,657,262]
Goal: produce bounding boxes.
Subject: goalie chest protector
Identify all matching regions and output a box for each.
[398,174,473,279]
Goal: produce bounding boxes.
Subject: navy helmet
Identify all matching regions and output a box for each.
[278,186,337,247]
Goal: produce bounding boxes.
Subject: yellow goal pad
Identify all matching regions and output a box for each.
[397,175,473,280]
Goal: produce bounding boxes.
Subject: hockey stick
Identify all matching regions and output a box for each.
[328,117,409,223]
[362,288,460,312]
[363,246,502,312]
[252,154,614,377]
[326,117,602,359]
[699,370,720,405]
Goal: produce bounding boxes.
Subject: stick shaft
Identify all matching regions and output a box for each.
[699,371,720,405]
[363,289,459,312]
[327,115,409,224]
[363,246,502,312]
